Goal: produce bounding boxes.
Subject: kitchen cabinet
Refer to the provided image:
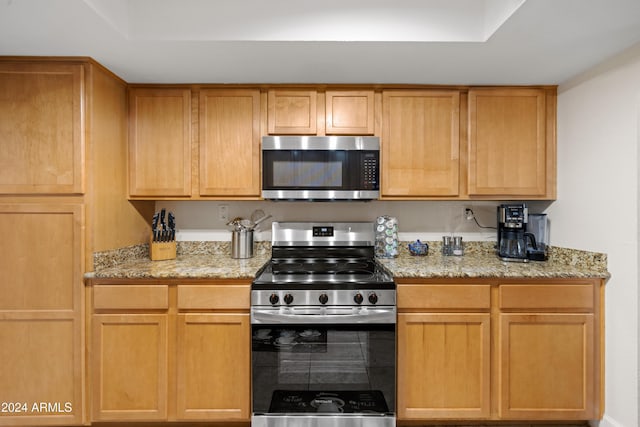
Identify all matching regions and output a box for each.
[381,90,460,197]
[267,89,318,134]
[128,88,192,197]
[397,284,491,419]
[199,89,261,197]
[0,203,84,427]
[397,279,603,422]
[89,281,251,423]
[325,90,375,135]
[468,88,556,198]
[0,58,149,427]
[0,62,84,194]
[91,285,169,421]
[498,283,597,420]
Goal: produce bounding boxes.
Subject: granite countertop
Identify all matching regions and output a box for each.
[88,241,610,281]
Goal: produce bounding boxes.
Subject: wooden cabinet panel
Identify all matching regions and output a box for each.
[0,62,84,194]
[382,90,460,197]
[0,318,82,426]
[199,89,261,197]
[468,88,547,197]
[176,313,250,420]
[325,90,375,134]
[499,284,594,310]
[398,284,490,310]
[92,314,168,421]
[0,204,83,311]
[129,88,192,197]
[398,313,491,419]
[177,284,250,310]
[268,89,317,134]
[499,313,595,419]
[93,285,169,310]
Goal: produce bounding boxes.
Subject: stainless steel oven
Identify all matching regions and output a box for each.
[251,222,396,427]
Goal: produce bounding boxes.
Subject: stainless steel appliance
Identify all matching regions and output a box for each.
[497,203,537,262]
[261,136,380,201]
[251,222,396,427]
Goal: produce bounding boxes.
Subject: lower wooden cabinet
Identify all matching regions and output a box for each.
[397,279,603,423]
[89,281,250,423]
[398,313,491,419]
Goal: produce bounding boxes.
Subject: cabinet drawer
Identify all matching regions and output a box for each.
[93,285,169,310]
[178,285,250,310]
[499,284,594,310]
[397,284,491,310]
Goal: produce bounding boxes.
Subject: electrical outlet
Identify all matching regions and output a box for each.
[218,205,229,222]
[464,207,474,221]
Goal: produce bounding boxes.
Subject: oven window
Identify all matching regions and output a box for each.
[252,324,395,415]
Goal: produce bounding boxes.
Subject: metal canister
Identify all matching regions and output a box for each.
[231,229,254,259]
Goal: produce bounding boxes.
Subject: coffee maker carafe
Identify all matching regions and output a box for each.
[497,204,537,262]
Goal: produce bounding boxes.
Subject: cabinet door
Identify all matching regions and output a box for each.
[0,62,84,194]
[382,90,460,197]
[268,89,317,134]
[468,88,547,197]
[199,89,261,197]
[499,313,595,419]
[176,313,250,421]
[0,203,84,426]
[325,90,375,135]
[129,88,192,197]
[397,313,490,419]
[91,314,168,421]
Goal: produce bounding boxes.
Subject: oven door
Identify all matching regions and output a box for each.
[251,307,395,427]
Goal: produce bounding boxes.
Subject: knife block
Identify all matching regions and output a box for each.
[149,236,177,261]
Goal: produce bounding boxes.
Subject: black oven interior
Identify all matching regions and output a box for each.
[251,323,396,416]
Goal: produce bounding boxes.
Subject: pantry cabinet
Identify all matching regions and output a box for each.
[199,89,261,197]
[397,279,603,422]
[0,62,84,194]
[128,88,192,197]
[381,90,460,197]
[89,281,251,423]
[0,57,149,427]
[468,88,555,198]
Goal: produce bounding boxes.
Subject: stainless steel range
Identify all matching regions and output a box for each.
[251,222,396,427]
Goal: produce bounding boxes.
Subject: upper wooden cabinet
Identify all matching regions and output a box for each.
[128,88,192,197]
[382,90,460,197]
[267,89,317,134]
[468,88,555,198]
[0,62,84,194]
[199,89,261,197]
[325,90,375,135]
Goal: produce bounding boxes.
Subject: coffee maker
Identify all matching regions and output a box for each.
[497,204,538,262]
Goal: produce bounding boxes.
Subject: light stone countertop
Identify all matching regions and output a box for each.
[87,241,609,281]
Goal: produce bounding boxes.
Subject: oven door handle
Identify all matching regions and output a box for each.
[250,307,396,325]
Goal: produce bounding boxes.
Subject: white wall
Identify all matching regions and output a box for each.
[550,43,640,427]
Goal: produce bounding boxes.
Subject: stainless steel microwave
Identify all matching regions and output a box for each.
[261,136,380,201]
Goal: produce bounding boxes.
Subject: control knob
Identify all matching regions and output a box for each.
[319,293,329,305]
[368,292,378,304]
[283,293,294,305]
[269,293,279,305]
[353,293,364,304]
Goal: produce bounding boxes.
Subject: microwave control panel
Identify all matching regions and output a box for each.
[361,153,379,189]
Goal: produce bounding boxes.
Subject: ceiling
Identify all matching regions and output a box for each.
[1,0,640,85]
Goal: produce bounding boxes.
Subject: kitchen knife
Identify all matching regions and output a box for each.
[168,212,176,241]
